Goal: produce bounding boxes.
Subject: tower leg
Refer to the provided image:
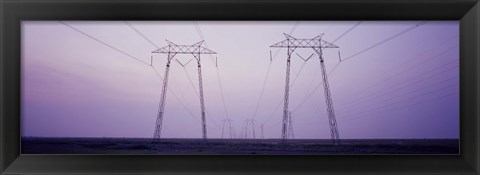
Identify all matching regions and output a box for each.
[197,62,208,141]
[261,124,264,139]
[281,48,293,143]
[228,120,233,139]
[153,53,174,141]
[252,120,256,139]
[244,120,249,138]
[319,56,340,144]
[221,120,226,139]
[288,112,294,139]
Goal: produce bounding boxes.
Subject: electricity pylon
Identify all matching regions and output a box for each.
[222,119,233,139]
[260,124,264,139]
[271,33,340,144]
[243,120,248,139]
[287,112,294,139]
[250,119,256,139]
[232,126,237,138]
[152,40,216,141]
[243,119,257,139]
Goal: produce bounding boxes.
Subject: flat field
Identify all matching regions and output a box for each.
[21,137,459,154]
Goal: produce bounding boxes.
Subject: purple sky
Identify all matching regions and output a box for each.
[21,21,459,139]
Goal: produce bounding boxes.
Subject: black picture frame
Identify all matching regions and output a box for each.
[1,0,479,174]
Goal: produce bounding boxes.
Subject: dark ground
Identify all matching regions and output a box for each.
[21,137,459,154]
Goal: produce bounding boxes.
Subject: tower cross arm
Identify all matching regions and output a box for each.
[270,39,339,48]
[152,46,217,54]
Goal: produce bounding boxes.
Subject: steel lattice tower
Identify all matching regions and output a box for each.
[287,112,295,139]
[222,119,233,139]
[271,33,340,144]
[243,120,248,139]
[152,40,217,141]
[250,119,256,139]
[243,119,257,139]
[260,124,264,139]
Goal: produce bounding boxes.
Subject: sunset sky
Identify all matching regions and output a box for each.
[21,21,459,139]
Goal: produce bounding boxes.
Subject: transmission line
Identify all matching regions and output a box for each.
[334,44,458,103]
[193,21,231,121]
[335,59,458,108]
[341,83,458,122]
[178,62,222,128]
[331,21,362,43]
[300,91,458,125]
[293,44,458,113]
[125,21,160,49]
[152,65,218,131]
[338,65,458,115]
[151,66,202,123]
[59,21,150,66]
[124,22,221,130]
[260,22,356,126]
[260,59,310,125]
[62,21,216,134]
[350,92,458,123]
[252,22,301,120]
[271,21,301,61]
[341,21,428,62]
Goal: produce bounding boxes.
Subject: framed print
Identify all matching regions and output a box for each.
[1,0,479,174]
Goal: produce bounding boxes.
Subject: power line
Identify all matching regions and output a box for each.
[252,63,273,119]
[271,21,301,61]
[299,91,458,126]
[125,22,221,130]
[123,23,204,126]
[335,59,459,108]
[341,21,428,62]
[334,44,458,103]
[193,21,231,121]
[155,40,220,130]
[340,83,458,122]
[175,61,221,129]
[125,21,160,49]
[193,21,215,64]
[293,44,458,113]
[258,22,432,135]
[150,66,202,123]
[300,21,361,105]
[124,21,222,131]
[151,40,218,140]
[260,58,310,125]
[338,66,458,115]
[253,22,301,120]
[59,21,150,66]
[346,92,458,123]
[331,21,362,43]
[270,34,340,142]
[320,22,361,78]
[328,62,341,75]
[60,21,208,130]
[260,22,356,126]
[340,80,459,120]
[329,24,457,79]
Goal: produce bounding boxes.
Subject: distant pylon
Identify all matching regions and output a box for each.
[222,119,233,139]
[151,40,217,141]
[250,119,256,139]
[271,33,340,144]
[243,119,257,139]
[222,119,226,138]
[261,124,264,139]
[232,126,237,138]
[244,120,249,139]
[228,119,233,138]
[287,112,295,139]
